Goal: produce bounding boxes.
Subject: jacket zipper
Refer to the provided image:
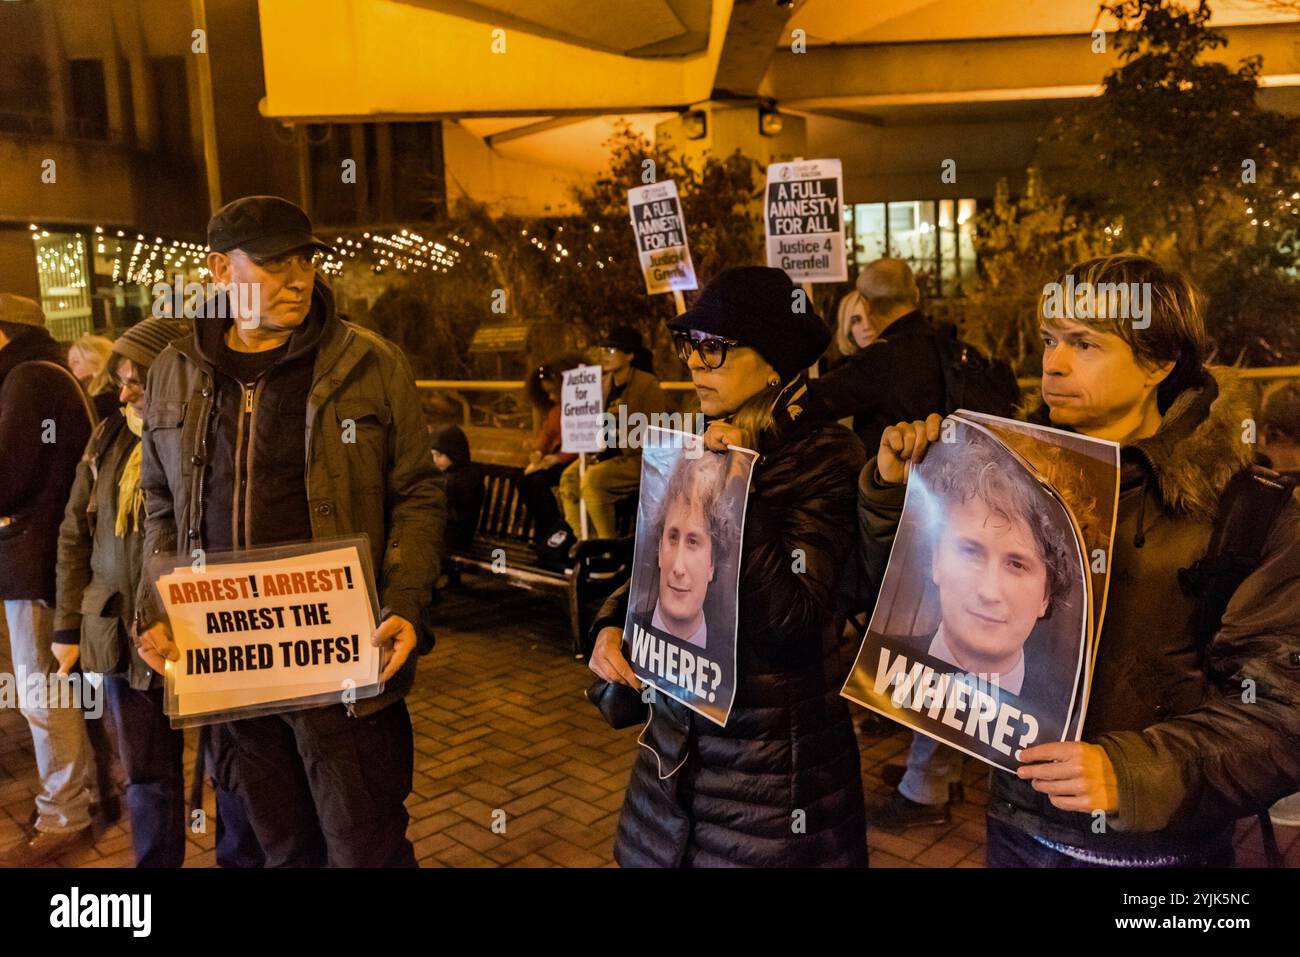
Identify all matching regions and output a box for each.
[244,379,264,549]
[232,385,249,549]
[193,378,209,554]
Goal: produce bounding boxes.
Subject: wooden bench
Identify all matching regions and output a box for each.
[448,462,635,657]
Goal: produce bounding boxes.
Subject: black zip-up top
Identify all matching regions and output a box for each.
[195,295,322,552]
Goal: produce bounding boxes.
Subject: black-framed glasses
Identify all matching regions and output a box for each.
[673,331,741,370]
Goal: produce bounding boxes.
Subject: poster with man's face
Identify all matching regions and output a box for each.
[623,427,757,727]
[842,416,1117,773]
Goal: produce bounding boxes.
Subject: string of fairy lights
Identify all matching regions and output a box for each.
[25,217,621,299]
[26,223,526,286]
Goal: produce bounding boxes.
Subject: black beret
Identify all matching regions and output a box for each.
[668,267,828,381]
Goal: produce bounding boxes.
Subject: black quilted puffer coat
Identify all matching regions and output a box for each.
[591,398,869,867]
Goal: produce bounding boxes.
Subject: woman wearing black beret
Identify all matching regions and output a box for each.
[589,266,869,867]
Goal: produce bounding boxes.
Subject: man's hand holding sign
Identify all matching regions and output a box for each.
[137,614,416,684]
[142,540,393,724]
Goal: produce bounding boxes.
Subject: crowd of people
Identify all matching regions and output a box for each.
[2,193,1298,868]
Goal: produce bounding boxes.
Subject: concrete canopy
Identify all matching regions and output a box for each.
[257,0,1300,209]
[257,0,732,119]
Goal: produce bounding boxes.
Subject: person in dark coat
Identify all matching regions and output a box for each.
[808,258,948,454]
[0,294,96,866]
[520,362,577,545]
[133,196,445,868]
[52,317,263,868]
[430,423,484,553]
[589,267,868,867]
[862,255,1300,866]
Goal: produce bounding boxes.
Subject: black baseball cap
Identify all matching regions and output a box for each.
[207,195,334,259]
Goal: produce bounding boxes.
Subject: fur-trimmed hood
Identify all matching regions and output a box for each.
[1027,367,1255,522]
[1129,367,1255,521]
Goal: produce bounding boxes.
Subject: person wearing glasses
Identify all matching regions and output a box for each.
[49,318,264,868]
[131,196,445,867]
[555,324,668,546]
[588,266,869,867]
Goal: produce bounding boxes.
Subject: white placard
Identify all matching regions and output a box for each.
[764,158,847,283]
[560,364,604,454]
[627,179,698,295]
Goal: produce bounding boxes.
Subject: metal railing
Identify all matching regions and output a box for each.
[417,367,1300,429]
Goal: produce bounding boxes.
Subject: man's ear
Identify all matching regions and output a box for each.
[1143,356,1177,390]
[207,251,231,286]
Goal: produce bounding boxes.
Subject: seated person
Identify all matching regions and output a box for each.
[520,361,577,546]
[430,424,484,561]
[556,325,669,546]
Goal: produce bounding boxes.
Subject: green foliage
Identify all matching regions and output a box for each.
[963,170,1117,372]
[562,122,765,367]
[1045,0,1300,365]
[351,123,764,378]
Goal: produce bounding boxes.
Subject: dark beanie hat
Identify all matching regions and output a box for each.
[595,324,644,354]
[112,317,191,370]
[668,267,829,381]
[430,423,471,465]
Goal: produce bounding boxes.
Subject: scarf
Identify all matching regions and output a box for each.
[115,406,144,536]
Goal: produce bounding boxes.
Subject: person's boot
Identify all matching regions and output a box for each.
[0,826,93,867]
[865,789,950,831]
[854,711,895,737]
[536,525,576,570]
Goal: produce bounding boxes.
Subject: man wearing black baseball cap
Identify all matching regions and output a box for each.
[133,196,446,867]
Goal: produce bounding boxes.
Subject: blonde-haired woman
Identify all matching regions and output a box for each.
[832,289,877,364]
[67,334,119,420]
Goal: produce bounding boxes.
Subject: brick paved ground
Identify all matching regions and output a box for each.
[2,577,1297,868]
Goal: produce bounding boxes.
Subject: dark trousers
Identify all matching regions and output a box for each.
[986,818,1234,868]
[102,676,264,868]
[223,699,416,868]
[519,463,566,542]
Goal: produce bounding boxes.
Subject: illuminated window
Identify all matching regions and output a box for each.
[849,199,977,297]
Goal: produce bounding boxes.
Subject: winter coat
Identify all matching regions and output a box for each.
[594,383,869,867]
[135,281,446,715]
[54,412,155,690]
[859,368,1300,860]
[810,310,948,454]
[0,327,94,601]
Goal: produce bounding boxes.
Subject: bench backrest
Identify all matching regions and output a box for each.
[472,461,637,544]
[476,463,534,542]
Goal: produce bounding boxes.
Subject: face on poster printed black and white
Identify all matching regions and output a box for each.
[843,423,1090,772]
[623,427,756,727]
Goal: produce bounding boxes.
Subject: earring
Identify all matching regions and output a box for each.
[767,376,780,387]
